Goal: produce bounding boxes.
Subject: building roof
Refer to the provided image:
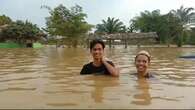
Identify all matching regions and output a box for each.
[88,32,158,40]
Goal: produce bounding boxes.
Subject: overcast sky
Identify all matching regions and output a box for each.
[0,0,195,28]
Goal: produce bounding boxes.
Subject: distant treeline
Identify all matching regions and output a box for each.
[1,5,195,47]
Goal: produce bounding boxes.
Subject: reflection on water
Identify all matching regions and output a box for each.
[86,76,119,103]
[131,78,151,105]
[0,46,195,109]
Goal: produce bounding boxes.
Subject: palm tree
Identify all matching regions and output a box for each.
[169,6,195,47]
[170,5,195,25]
[95,17,126,34]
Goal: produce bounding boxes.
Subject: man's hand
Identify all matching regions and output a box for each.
[101,57,119,77]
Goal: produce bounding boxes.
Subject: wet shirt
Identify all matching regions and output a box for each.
[80,61,114,75]
[130,72,156,79]
[130,72,160,84]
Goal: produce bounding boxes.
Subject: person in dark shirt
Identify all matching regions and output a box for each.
[80,39,119,77]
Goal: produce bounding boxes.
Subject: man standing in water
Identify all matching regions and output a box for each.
[134,50,154,78]
[80,39,119,77]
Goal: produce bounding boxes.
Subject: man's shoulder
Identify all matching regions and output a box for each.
[129,72,156,79]
[106,60,114,66]
[80,62,93,75]
[83,62,93,67]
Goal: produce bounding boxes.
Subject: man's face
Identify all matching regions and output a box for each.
[135,55,150,74]
[91,43,104,60]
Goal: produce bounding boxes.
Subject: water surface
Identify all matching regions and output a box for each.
[0,46,195,109]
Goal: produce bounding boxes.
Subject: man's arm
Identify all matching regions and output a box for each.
[102,59,119,77]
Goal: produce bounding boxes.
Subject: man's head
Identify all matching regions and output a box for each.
[135,50,151,74]
[90,39,105,60]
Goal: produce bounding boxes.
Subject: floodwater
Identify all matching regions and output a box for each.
[0,45,195,109]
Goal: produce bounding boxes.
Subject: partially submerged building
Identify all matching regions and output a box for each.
[87,32,158,48]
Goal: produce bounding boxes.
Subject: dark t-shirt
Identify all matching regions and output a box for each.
[80,61,114,75]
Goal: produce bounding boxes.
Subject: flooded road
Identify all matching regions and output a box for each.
[0,45,195,109]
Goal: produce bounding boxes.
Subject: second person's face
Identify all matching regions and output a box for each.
[135,54,150,74]
[91,43,104,60]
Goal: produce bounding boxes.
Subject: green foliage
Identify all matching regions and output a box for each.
[130,6,195,46]
[170,5,195,25]
[163,13,183,45]
[131,10,184,46]
[186,28,195,45]
[1,20,42,43]
[95,17,126,34]
[133,10,162,32]
[0,15,12,26]
[169,6,195,46]
[127,20,136,32]
[44,4,92,47]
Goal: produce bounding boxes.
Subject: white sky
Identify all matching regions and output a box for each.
[0,0,195,28]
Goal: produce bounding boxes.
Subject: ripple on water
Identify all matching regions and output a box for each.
[47,103,78,107]
[0,76,39,83]
[0,87,36,92]
[0,46,195,108]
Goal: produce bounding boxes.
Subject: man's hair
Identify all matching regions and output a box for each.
[135,50,151,62]
[90,39,105,50]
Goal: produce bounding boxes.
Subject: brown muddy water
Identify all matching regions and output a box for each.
[0,45,195,109]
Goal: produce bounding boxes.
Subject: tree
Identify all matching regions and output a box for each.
[44,4,92,47]
[132,10,166,42]
[0,15,12,26]
[95,17,126,34]
[127,20,136,32]
[188,28,195,44]
[164,13,183,46]
[170,5,195,25]
[132,10,163,32]
[169,6,195,46]
[1,20,42,44]
[131,10,183,46]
